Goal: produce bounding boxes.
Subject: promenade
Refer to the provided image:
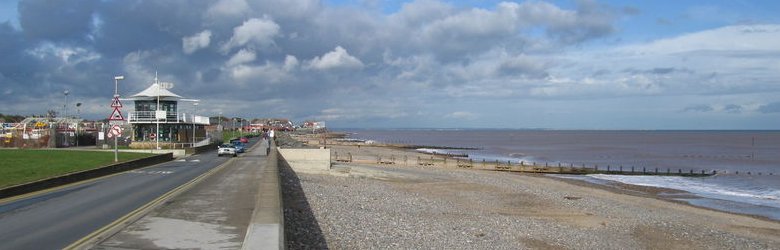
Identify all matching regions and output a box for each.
[94,139,272,249]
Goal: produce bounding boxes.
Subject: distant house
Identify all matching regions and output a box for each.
[302,121,326,131]
[249,118,294,132]
[127,78,209,148]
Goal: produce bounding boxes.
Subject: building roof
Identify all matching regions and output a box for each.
[129,83,183,100]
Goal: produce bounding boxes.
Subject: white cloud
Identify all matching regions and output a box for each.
[519,24,780,100]
[446,111,476,120]
[283,55,299,71]
[306,46,364,70]
[616,24,780,55]
[27,43,101,64]
[314,106,408,121]
[230,60,292,84]
[226,49,256,67]
[221,17,281,53]
[182,30,212,54]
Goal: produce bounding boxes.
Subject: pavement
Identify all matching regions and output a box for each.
[93,139,270,249]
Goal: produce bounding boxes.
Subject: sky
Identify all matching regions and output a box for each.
[0,0,779,129]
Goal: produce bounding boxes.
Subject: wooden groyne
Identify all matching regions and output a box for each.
[332,152,718,177]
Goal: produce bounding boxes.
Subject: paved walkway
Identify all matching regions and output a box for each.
[94,140,269,249]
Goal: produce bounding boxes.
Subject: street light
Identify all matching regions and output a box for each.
[192,102,198,147]
[63,90,70,147]
[63,90,70,118]
[75,103,82,147]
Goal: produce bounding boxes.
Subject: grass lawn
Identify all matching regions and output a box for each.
[0,149,155,189]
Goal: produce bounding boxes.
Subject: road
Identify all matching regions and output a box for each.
[0,139,258,249]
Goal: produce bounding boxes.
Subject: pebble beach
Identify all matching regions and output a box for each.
[279,135,780,249]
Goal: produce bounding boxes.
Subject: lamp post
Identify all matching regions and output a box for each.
[63,90,70,147]
[75,103,81,147]
[192,102,198,147]
[156,75,160,150]
[113,75,124,162]
[63,90,69,118]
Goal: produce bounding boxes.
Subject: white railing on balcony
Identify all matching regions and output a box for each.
[128,111,210,125]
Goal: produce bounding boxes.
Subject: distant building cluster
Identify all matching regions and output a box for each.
[1,117,108,148]
[249,118,294,132]
[301,121,327,132]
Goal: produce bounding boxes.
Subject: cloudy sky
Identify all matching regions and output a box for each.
[1,0,779,129]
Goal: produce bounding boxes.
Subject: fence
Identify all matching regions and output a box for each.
[330,151,728,177]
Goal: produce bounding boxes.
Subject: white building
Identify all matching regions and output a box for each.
[126,79,209,148]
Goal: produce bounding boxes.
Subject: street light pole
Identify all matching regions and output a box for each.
[63,90,70,147]
[75,103,81,147]
[113,75,124,162]
[155,73,160,150]
[192,102,198,147]
[64,90,69,119]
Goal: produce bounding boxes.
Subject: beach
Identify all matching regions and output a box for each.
[280,134,780,249]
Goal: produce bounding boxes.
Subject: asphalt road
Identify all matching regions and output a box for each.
[0,138,258,250]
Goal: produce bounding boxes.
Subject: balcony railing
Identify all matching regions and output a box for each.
[128,111,210,125]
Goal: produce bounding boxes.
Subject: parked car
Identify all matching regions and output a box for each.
[240,137,249,143]
[217,144,237,157]
[231,141,246,153]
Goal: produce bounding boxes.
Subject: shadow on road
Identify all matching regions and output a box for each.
[279,159,329,249]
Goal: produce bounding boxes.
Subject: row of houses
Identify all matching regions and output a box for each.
[249,118,294,132]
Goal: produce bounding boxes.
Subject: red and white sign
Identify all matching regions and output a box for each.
[110,96,123,108]
[108,96,125,121]
[149,133,156,139]
[107,125,122,138]
[108,108,125,121]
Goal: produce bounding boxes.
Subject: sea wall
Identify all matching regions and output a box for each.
[278,148,331,173]
[242,146,284,250]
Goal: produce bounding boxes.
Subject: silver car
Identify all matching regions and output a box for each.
[217,143,237,157]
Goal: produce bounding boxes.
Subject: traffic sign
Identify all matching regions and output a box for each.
[110,96,122,108]
[108,108,125,121]
[107,125,122,138]
[149,133,156,139]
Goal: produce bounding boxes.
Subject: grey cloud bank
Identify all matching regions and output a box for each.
[0,0,778,129]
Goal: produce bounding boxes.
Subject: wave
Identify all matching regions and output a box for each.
[586,174,780,209]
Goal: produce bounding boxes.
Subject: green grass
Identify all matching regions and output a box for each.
[0,149,155,188]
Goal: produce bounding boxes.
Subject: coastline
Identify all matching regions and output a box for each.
[323,131,779,221]
[339,140,780,222]
[282,133,780,248]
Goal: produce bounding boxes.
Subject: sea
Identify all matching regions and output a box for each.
[337,129,780,221]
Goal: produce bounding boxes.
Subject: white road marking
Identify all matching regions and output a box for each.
[129,170,174,175]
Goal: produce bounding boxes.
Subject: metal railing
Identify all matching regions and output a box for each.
[128,111,209,125]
